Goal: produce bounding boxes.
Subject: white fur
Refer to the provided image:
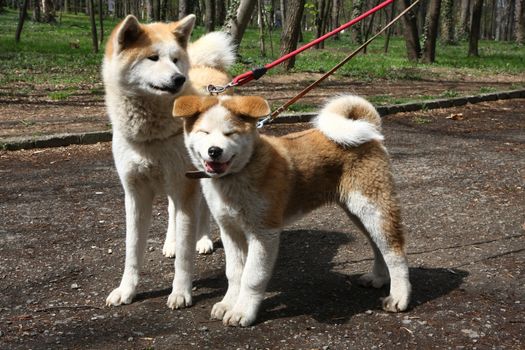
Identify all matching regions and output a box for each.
[105,28,235,308]
[188,32,236,69]
[313,95,384,146]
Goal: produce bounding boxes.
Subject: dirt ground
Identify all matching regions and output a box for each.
[0,92,524,349]
[1,69,524,140]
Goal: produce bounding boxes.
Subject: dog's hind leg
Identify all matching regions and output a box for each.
[344,191,411,312]
[106,184,154,306]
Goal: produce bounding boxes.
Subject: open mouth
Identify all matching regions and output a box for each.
[203,158,233,175]
[148,83,180,94]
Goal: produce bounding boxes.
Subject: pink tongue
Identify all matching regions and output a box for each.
[205,161,228,174]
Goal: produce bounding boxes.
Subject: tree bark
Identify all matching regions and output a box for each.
[41,0,56,23]
[457,0,471,39]
[257,0,266,56]
[32,0,41,21]
[516,0,525,44]
[98,0,103,45]
[216,0,226,26]
[397,0,421,61]
[179,0,193,19]
[422,0,442,63]
[15,0,29,43]
[468,0,484,56]
[146,0,153,21]
[224,0,258,47]
[440,0,455,44]
[205,0,215,32]
[280,0,306,70]
[88,0,98,53]
[351,0,364,44]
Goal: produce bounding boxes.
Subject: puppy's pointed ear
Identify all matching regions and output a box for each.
[222,96,270,119]
[171,15,196,48]
[173,96,202,118]
[113,15,143,53]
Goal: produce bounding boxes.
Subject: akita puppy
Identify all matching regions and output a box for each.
[173,94,411,326]
[103,15,235,309]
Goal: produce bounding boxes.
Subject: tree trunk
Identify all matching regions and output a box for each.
[331,0,340,40]
[422,0,442,63]
[440,0,455,44]
[279,0,286,29]
[15,0,29,43]
[224,0,257,47]
[205,0,215,32]
[384,1,395,53]
[351,0,364,44]
[98,0,103,45]
[516,0,525,43]
[280,0,306,70]
[468,0,484,56]
[257,0,266,56]
[397,0,421,61]
[216,0,226,26]
[33,0,41,21]
[88,0,98,53]
[457,0,471,39]
[179,0,193,19]
[41,0,56,23]
[146,0,153,21]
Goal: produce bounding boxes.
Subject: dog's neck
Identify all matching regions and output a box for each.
[106,91,183,143]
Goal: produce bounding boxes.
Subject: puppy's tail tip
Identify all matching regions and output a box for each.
[313,95,384,147]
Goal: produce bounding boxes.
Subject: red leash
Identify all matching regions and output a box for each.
[209,0,394,93]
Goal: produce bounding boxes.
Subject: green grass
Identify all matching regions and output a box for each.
[1,8,525,95]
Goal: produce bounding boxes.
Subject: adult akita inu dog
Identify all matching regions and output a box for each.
[173,94,411,326]
[103,14,235,309]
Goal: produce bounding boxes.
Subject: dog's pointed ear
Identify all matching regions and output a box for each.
[173,96,202,118]
[222,96,271,119]
[171,15,196,48]
[113,15,143,53]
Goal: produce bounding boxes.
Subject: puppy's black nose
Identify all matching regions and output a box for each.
[208,146,223,159]
[171,75,186,88]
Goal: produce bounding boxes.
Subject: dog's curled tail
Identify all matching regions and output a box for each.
[313,95,384,147]
[188,32,236,70]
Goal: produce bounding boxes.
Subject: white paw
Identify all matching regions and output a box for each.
[195,236,213,255]
[382,294,409,312]
[222,308,256,327]
[106,286,135,306]
[162,240,176,258]
[167,291,192,309]
[358,272,390,288]
[211,301,233,320]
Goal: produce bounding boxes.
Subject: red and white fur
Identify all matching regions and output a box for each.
[103,15,235,309]
[174,94,411,326]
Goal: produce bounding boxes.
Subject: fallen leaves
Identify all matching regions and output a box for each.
[447,113,465,121]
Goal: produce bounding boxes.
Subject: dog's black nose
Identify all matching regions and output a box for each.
[208,146,223,159]
[171,75,186,88]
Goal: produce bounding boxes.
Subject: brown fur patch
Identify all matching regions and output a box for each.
[173,96,219,118]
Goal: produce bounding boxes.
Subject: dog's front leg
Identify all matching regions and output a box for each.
[211,224,247,321]
[106,185,154,306]
[166,181,199,309]
[222,230,280,327]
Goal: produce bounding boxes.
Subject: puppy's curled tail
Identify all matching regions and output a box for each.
[188,32,236,70]
[313,95,384,147]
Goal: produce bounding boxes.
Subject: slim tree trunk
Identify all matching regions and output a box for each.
[280,0,306,70]
[331,0,340,40]
[33,0,41,21]
[280,0,286,29]
[205,0,215,32]
[351,0,364,44]
[257,0,266,56]
[397,0,421,61]
[88,0,98,53]
[422,0,442,63]
[440,0,455,44]
[15,0,29,43]
[468,0,484,56]
[98,0,103,45]
[457,0,471,39]
[41,0,56,23]
[384,1,395,53]
[216,0,226,26]
[179,0,192,19]
[224,0,257,47]
[516,0,525,44]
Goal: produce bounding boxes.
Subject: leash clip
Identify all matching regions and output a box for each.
[207,82,234,95]
[256,115,272,129]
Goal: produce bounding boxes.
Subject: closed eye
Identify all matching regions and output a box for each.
[224,131,237,136]
[148,55,159,61]
[197,130,209,135]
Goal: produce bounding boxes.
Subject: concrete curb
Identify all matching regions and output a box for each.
[2,89,525,151]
